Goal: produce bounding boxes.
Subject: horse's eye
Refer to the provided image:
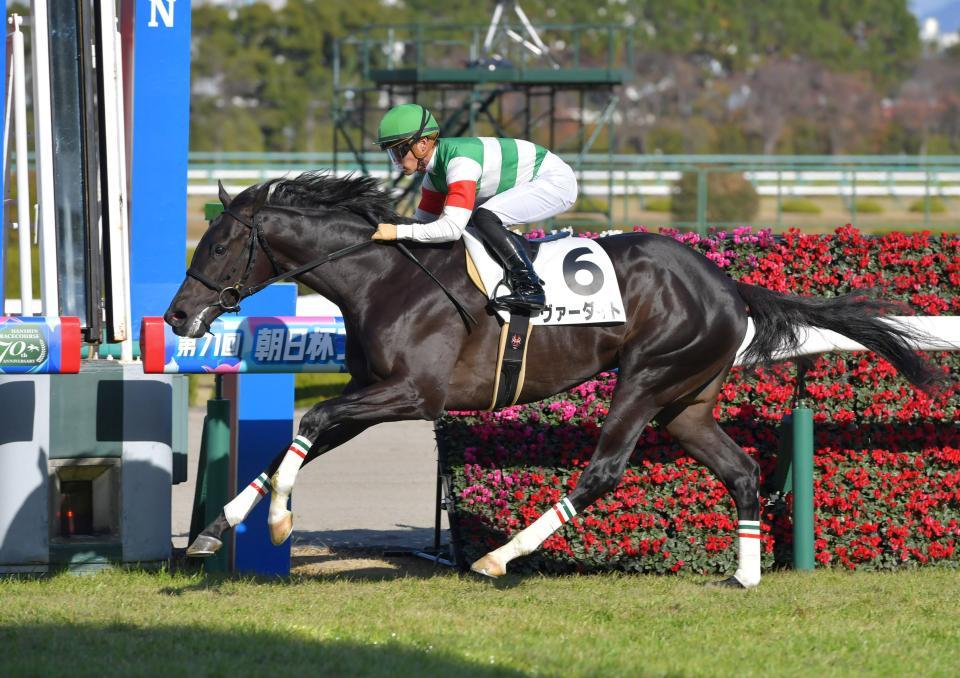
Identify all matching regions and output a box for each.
[213,244,227,257]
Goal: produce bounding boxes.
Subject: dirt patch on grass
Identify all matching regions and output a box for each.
[171,545,458,580]
[291,545,456,580]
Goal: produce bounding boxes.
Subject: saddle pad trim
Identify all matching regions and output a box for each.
[465,248,487,297]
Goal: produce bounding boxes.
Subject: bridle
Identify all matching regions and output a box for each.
[186,204,478,330]
[186,207,373,313]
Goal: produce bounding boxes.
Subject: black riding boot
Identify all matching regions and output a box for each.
[472,208,546,313]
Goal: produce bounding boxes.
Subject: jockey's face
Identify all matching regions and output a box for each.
[389,137,434,175]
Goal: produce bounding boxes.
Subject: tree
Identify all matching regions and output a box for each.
[190,0,401,152]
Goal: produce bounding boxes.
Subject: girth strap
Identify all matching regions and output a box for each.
[489,312,533,411]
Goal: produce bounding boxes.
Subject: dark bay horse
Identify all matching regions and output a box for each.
[166,172,938,587]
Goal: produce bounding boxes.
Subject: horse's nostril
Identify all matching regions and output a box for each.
[165,310,187,327]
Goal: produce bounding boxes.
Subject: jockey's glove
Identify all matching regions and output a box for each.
[372,223,398,241]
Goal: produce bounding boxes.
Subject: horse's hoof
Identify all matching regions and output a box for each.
[186,534,222,558]
[707,576,748,589]
[470,553,506,578]
[268,511,293,545]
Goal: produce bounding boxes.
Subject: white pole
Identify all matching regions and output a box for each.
[30,0,59,317]
[2,36,12,307]
[3,36,13,197]
[10,15,33,317]
[483,2,504,53]
[96,1,131,353]
[114,22,133,362]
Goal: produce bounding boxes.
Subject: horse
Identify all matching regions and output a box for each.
[165,172,939,587]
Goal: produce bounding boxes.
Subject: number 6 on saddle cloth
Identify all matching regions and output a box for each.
[462,228,626,327]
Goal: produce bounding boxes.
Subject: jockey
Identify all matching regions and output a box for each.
[371,103,578,314]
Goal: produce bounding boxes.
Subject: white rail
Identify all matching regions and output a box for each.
[186,165,960,201]
[735,316,960,365]
[30,1,58,316]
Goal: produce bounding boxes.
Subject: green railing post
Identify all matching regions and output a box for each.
[361,30,370,79]
[775,170,783,229]
[189,375,232,573]
[850,171,858,228]
[696,169,708,235]
[415,24,424,70]
[791,407,815,571]
[774,413,794,496]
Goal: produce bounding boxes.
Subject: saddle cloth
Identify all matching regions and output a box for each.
[463,228,625,326]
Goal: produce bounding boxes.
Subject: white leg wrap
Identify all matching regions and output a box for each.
[223,473,271,527]
[272,435,312,495]
[269,435,312,523]
[489,497,577,567]
[733,519,762,588]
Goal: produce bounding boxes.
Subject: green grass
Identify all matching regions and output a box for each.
[908,197,948,214]
[187,372,349,408]
[642,197,672,213]
[780,198,822,214]
[295,372,350,407]
[3,235,41,298]
[1,568,957,676]
[851,199,884,214]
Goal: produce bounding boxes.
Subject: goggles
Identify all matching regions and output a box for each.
[383,141,412,169]
[380,107,431,170]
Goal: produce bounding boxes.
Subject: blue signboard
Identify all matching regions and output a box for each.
[141,316,347,374]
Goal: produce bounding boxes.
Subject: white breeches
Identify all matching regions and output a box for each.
[481,152,578,226]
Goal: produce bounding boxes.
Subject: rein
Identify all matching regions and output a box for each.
[187,207,375,313]
[187,207,478,331]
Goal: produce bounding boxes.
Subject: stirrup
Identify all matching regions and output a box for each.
[493,289,546,314]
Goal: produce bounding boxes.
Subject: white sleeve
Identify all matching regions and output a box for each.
[397,206,472,243]
[414,208,439,223]
[397,156,480,242]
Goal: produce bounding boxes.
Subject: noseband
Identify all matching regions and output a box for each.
[186,207,373,313]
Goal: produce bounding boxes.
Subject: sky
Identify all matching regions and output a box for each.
[910,0,960,32]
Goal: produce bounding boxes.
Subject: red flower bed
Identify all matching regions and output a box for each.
[437,227,960,574]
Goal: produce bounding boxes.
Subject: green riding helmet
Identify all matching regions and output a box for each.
[376,104,439,150]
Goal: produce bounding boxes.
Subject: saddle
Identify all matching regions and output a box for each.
[462,228,625,410]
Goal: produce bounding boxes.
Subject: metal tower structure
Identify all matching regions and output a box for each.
[332,21,631,227]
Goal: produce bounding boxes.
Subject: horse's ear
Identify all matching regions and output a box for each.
[251,180,274,213]
[218,180,232,208]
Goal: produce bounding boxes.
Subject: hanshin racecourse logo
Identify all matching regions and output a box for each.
[0,324,48,366]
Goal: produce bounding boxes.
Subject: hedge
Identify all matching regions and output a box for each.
[437,226,960,575]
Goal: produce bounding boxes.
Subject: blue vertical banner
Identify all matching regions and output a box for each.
[122,0,191,339]
[230,284,296,576]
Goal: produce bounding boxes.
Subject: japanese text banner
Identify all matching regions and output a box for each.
[140,316,347,374]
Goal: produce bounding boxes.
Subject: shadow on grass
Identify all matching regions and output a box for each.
[0,623,523,676]
[165,545,461,593]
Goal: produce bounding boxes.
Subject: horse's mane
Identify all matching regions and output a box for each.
[257,171,404,223]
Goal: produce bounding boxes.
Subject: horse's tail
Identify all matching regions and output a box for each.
[736,282,941,392]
